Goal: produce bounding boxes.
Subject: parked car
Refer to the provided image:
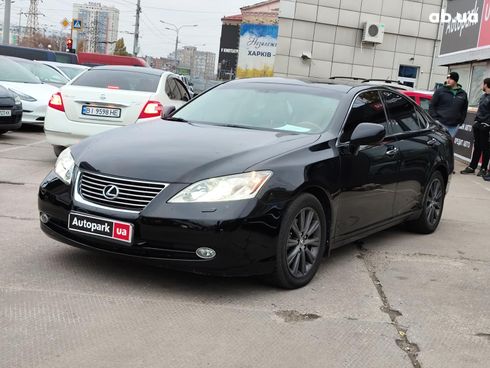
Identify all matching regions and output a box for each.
[44,66,191,156]
[0,56,59,126]
[0,44,57,61]
[0,85,23,135]
[402,90,434,111]
[9,57,69,87]
[39,77,453,289]
[39,61,89,80]
[77,52,148,67]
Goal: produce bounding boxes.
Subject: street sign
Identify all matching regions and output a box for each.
[61,18,69,28]
[72,19,82,30]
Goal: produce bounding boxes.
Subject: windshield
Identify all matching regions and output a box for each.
[71,69,161,92]
[0,58,41,84]
[59,66,86,79]
[172,83,341,134]
[16,60,69,85]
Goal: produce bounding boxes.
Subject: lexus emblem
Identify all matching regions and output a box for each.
[103,185,119,200]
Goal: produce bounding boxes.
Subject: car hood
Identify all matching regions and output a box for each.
[73,119,320,183]
[0,81,58,105]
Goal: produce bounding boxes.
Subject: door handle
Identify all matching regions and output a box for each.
[427,138,437,146]
[385,147,399,156]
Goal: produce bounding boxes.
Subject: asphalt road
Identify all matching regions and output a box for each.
[1,128,489,368]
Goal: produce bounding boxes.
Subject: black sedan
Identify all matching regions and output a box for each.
[0,85,22,135]
[38,78,453,288]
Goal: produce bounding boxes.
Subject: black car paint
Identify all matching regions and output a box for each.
[39,78,453,277]
[0,85,22,132]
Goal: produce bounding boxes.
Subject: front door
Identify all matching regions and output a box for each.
[335,90,399,237]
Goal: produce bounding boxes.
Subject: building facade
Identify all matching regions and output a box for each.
[73,2,119,54]
[175,46,216,80]
[274,0,448,90]
[218,15,242,80]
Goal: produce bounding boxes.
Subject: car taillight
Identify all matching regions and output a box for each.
[139,100,163,119]
[48,92,65,112]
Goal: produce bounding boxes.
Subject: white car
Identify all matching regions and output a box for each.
[40,61,89,80]
[44,66,191,156]
[0,56,59,125]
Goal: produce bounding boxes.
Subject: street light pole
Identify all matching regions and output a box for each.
[159,21,197,66]
[2,0,12,44]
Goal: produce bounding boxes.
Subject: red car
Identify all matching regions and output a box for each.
[77,53,149,67]
[402,90,433,111]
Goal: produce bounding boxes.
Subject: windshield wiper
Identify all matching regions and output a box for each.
[219,124,256,130]
[165,117,188,122]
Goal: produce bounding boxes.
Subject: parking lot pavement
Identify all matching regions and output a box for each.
[1,129,489,368]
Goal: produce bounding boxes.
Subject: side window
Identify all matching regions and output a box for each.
[175,79,190,101]
[382,91,425,133]
[419,97,431,111]
[165,78,182,100]
[341,90,388,142]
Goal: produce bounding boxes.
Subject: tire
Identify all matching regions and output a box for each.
[272,193,327,289]
[0,130,6,135]
[406,171,446,234]
[53,145,66,157]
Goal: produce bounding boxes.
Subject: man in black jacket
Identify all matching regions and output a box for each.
[462,78,490,177]
[429,72,469,138]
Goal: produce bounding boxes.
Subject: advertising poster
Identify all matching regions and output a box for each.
[236,23,278,78]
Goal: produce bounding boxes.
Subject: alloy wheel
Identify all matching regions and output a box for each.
[286,207,322,278]
[425,178,443,226]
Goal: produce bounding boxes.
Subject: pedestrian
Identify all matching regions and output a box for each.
[460,78,490,177]
[429,72,469,139]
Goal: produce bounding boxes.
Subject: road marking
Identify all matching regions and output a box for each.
[0,139,47,153]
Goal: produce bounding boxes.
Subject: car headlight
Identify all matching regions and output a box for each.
[169,171,273,203]
[14,96,22,105]
[54,147,75,185]
[9,88,37,102]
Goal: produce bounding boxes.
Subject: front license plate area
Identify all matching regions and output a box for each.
[81,105,121,118]
[68,212,133,244]
[0,110,12,117]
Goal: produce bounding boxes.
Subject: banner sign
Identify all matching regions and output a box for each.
[236,24,278,79]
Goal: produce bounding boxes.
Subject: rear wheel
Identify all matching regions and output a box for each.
[273,194,327,289]
[406,171,445,234]
[53,145,66,157]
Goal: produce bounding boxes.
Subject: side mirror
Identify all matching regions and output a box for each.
[162,105,176,119]
[350,123,386,146]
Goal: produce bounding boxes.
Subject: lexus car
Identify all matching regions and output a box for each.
[38,78,453,289]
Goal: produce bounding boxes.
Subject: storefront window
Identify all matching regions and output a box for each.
[469,65,487,107]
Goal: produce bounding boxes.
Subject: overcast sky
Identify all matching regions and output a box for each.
[2,0,249,57]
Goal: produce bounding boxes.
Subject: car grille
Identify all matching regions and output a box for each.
[78,171,167,211]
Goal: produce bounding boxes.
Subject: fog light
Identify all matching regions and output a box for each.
[40,212,49,224]
[196,247,216,260]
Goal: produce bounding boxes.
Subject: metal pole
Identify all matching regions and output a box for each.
[3,0,12,44]
[133,0,141,55]
[174,29,179,65]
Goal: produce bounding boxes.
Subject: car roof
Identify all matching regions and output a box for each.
[40,61,88,69]
[90,65,168,76]
[228,77,403,94]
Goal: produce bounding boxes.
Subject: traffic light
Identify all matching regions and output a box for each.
[66,38,73,52]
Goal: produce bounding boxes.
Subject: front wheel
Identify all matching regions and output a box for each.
[273,194,327,289]
[406,171,446,234]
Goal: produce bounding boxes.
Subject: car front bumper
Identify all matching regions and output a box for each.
[38,171,287,277]
[0,109,22,131]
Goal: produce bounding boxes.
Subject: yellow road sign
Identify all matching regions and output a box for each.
[61,18,69,28]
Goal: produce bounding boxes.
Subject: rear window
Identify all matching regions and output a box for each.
[71,69,161,92]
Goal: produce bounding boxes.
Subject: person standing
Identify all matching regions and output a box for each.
[461,78,490,177]
[429,72,469,138]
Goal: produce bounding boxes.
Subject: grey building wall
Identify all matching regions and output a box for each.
[275,0,448,90]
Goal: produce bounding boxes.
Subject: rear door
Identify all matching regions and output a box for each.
[62,69,160,125]
[336,90,400,237]
[381,90,437,216]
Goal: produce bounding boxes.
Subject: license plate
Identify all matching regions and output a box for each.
[68,212,133,243]
[0,110,12,117]
[81,105,121,118]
